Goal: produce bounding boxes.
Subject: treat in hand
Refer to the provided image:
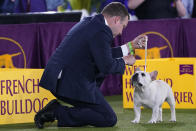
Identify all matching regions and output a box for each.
[132,35,148,49]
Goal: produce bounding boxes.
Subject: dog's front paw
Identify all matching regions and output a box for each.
[157,120,163,123]
[131,119,140,124]
[157,118,163,123]
[169,119,176,122]
[148,119,157,124]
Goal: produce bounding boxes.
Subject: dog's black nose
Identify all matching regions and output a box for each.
[138,83,143,87]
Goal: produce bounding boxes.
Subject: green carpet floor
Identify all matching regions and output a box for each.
[0,95,195,131]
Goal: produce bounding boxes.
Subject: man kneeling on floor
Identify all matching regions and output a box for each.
[34,2,147,128]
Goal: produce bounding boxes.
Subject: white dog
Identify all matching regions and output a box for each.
[131,68,176,124]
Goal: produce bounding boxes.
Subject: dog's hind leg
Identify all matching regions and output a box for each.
[166,94,176,122]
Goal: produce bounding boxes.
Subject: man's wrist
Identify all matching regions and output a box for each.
[123,57,127,65]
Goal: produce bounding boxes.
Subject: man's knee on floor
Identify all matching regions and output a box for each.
[105,113,117,127]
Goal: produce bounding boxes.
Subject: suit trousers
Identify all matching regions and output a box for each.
[54,75,117,127]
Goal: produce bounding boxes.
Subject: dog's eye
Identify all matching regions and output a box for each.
[141,73,145,77]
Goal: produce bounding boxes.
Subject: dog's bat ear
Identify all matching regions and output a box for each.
[135,67,141,72]
[150,71,158,81]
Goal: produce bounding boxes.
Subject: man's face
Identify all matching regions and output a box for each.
[110,16,128,37]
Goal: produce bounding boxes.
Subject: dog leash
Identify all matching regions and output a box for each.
[145,37,148,72]
[138,36,148,72]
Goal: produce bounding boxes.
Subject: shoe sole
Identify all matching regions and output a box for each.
[34,99,58,129]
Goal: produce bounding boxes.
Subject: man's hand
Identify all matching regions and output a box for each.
[128,35,148,49]
[123,55,136,65]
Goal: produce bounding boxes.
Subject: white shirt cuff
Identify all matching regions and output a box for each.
[58,70,62,79]
[121,44,129,56]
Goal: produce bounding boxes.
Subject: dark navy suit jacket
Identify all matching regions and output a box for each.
[39,14,125,104]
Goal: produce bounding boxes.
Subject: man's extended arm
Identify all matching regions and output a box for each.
[112,35,148,58]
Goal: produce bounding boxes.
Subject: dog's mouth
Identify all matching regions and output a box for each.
[132,80,143,87]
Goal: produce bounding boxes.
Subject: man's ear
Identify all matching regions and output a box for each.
[150,71,158,81]
[114,16,121,24]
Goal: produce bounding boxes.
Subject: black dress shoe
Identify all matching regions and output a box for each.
[34,99,59,129]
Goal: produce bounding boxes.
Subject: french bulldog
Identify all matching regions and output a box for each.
[131,68,176,124]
